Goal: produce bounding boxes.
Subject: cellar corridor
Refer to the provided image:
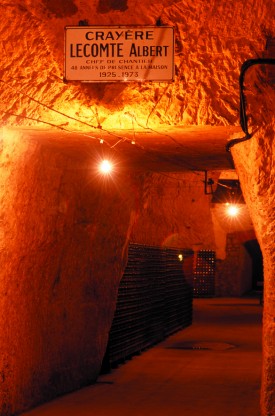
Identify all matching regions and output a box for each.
[21,297,262,416]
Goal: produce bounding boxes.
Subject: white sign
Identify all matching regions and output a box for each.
[64,26,174,82]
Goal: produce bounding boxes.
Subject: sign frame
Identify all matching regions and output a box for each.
[64,25,174,83]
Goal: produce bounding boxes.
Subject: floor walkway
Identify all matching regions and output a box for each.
[22,297,263,416]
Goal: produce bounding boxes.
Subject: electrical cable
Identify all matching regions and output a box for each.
[0,108,207,186]
[0,109,119,149]
[1,78,214,173]
[0,110,71,131]
[226,58,275,152]
[0,79,140,145]
[125,112,206,174]
[0,79,213,174]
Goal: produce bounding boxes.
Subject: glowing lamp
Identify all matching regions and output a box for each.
[99,159,113,174]
[226,204,239,217]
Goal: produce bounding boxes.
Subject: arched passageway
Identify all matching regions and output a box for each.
[244,239,263,292]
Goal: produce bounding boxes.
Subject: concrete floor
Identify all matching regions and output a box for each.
[21,297,262,416]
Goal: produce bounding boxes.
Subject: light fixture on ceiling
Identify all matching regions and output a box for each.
[225,203,240,217]
[211,179,245,204]
[178,254,183,262]
[99,159,113,174]
[204,171,214,195]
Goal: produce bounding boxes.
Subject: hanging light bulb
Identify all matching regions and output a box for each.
[226,204,240,217]
[99,159,113,174]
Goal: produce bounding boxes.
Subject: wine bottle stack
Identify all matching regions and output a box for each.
[106,243,193,368]
[193,250,216,297]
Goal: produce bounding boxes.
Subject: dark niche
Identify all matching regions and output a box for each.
[42,0,78,18]
[97,0,128,13]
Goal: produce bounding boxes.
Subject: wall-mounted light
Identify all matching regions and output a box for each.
[225,203,240,217]
[178,254,183,262]
[211,179,245,204]
[204,171,214,195]
[99,159,113,174]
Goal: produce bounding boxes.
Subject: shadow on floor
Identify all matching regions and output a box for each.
[22,297,262,416]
